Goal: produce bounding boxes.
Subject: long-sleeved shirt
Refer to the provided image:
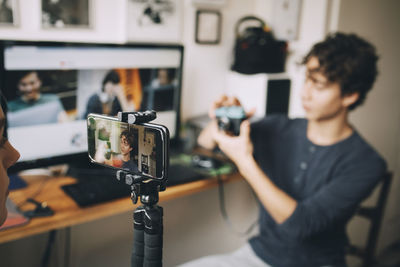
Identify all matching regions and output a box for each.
[248,115,386,267]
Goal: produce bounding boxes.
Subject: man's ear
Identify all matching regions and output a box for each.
[342,92,359,108]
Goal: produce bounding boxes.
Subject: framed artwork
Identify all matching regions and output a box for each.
[195,10,222,45]
[41,0,92,29]
[0,0,18,27]
[127,0,183,43]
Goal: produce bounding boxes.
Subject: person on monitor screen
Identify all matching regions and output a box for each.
[150,68,177,87]
[7,71,68,127]
[180,32,387,267]
[119,130,138,173]
[84,70,130,118]
[0,94,20,226]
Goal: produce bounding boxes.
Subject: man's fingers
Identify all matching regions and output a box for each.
[213,128,224,143]
[209,95,228,118]
[240,120,251,138]
[246,107,256,118]
[209,95,244,118]
[213,127,232,144]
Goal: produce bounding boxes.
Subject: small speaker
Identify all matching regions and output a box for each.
[266,79,291,115]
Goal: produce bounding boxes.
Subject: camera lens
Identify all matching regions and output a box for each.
[218,117,230,131]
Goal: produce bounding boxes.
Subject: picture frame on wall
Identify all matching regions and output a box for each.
[195,10,222,45]
[41,0,92,29]
[0,0,19,27]
[127,0,183,43]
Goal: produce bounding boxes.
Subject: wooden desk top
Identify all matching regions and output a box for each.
[0,172,242,244]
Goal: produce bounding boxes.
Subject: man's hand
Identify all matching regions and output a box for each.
[213,120,254,174]
[197,94,255,150]
[209,95,256,119]
[201,95,297,224]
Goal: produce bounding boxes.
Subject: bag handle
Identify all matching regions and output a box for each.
[235,16,266,37]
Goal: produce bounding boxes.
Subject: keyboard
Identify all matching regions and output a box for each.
[61,176,131,207]
[167,164,207,187]
[62,163,206,207]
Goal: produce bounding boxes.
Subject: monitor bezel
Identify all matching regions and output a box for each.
[0,40,184,173]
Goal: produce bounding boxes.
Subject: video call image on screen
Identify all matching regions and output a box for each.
[87,116,158,177]
[2,44,182,164]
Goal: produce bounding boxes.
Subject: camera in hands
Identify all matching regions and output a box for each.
[87,113,169,181]
[215,106,246,136]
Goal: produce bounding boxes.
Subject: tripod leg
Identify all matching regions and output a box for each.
[143,206,163,267]
[131,207,145,267]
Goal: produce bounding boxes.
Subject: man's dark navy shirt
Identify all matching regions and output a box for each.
[122,159,139,173]
[248,115,386,267]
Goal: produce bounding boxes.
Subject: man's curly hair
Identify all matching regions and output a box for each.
[302,32,379,110]
[120,130,134,148]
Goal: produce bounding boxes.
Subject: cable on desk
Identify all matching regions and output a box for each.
[216,172,258,236]
[16,176,51,209]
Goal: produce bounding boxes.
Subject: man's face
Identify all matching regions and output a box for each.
[158,69,169,85]
[0,106,20,226]
[18,72,42,101]
[301,57,351,122]
[120,135,132,156]
[104,82,118,98]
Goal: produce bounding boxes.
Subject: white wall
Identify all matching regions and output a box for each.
[336,0,400,261]
[180,0,256,120]
[0,0,126,43]
[230,0,331,119]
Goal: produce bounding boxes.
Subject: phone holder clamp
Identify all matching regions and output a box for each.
[117,110,157,124]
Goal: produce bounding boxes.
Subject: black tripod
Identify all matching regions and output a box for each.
[116,111,166,267]
[117,171,165,267]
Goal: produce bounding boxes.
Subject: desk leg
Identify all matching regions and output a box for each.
[41,230,56,267]
[64,227,71,267]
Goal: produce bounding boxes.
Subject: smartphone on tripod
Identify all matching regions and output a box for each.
[87,113,169,181]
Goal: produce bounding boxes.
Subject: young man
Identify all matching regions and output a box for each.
[84,70,131,118]
[182,32,386,267]
[0,96,20,226]
[7,71,68,126]
[120,129,139,173]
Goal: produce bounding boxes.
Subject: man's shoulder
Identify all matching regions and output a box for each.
[40,94,60,102]
[87,94,100,103]
[349,131,386,163]
[335,131,387,177]
[7,98,24,111]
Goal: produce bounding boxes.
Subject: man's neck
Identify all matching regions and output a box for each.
[307,111,353,146]
[22,94,40,103]
[122,154,130,162]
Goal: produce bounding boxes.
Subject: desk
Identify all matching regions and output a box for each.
[0,172,242,244]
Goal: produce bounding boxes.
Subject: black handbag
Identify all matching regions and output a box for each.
[231,16,287,74]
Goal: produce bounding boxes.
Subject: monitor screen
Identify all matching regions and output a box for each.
[1,41,183,170]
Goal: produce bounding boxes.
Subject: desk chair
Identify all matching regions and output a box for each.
[347,172,393,267]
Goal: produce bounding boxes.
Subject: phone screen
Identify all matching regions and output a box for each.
[87,114,168,180]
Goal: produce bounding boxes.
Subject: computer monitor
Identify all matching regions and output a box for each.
[1,41,183,172]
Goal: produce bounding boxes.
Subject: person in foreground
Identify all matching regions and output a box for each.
[0,95,20,226]
[180,32,387,267]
